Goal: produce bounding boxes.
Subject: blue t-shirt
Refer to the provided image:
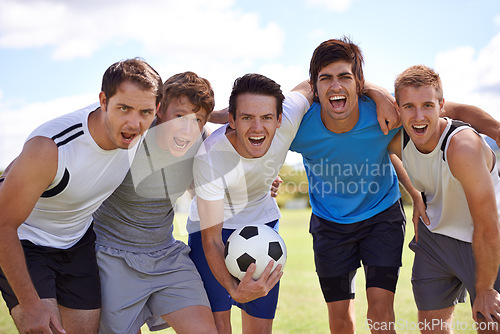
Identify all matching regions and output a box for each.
[290,96,401,224]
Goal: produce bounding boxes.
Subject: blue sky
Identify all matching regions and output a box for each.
[1,0,499,168]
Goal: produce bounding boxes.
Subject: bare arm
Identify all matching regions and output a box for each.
[388,135,429,241]
[197,197,282,303]
[198,197,238,294]
[292,80,314,105]
[0,137,65,333]
[448,130,500,323]
[207,108,229,125]
[1,158,16,176]
[364,82,400,135]
[442,101,500,146]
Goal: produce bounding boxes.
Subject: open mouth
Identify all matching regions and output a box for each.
[412,124,427,135]
[121,132,137,144]
[329,95,346,110]
[249,136,265,146]
[173,137,190,149]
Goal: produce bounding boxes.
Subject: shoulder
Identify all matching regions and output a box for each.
[358,96,377,118]
[201,125,227,147]
[447,128,483,157]
[24,136,59,157]
[359,95,376,107]
[284,90,310,107]
[6,137,58,193]
[27,104,96,142]
[282,91,311,121]
[447,128,489,177]
[302,102,321,120]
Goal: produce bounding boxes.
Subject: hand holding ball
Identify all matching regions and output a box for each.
[224,224,287,280]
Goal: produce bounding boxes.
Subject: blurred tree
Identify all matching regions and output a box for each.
[276,164,310,208]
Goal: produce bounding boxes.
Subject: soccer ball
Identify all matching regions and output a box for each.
[224,224,287,281]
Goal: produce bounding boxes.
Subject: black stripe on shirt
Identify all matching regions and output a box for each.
[41,168,70,198]
[55,131,84,147]
[51,123,83,141]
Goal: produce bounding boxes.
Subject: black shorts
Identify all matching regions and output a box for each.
[0,225,101,311]
[311,199,406,301]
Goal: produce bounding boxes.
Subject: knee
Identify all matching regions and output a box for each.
[330,317,355,334]
[367,300,394,322]
[214,317,231,334]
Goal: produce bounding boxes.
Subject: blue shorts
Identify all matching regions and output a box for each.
[188,220,280,319]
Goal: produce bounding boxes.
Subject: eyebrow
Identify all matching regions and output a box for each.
[318,73,332,79]
[240,112,275,117]
[118,103,155,111]
[318,72,352,79]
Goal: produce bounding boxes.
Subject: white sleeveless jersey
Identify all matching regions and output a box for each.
[17,103,138,249]
[402,118,500,242]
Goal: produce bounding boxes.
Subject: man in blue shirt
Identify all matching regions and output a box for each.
[290,37,500,333]
[290,37,403,334]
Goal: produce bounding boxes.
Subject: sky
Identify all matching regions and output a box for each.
[1,0,500,169]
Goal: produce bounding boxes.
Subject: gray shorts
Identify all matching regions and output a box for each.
[410,220,500,311]
[96,241,210,334]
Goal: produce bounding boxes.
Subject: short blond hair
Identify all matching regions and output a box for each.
[394,65,443,105]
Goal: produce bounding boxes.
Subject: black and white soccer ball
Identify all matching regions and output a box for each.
[224,224,287,280]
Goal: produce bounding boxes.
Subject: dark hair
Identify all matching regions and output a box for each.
[309,37,366,101]
[101,57,163,107]
[228,73,284,118]
[161,71,215,116]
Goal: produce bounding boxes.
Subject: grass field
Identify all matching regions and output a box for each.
[0,207,478,333]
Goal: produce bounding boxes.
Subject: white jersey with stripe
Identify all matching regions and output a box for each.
[402,118,500,242]
[17,103,138,249]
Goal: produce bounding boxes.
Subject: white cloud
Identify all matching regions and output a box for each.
[0,94,95,169]
[0,0,285,62]
[305,0,354,12]
[495,14,500,26]
[435,32,500,121]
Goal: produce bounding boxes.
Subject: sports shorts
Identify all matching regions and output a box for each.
[96,240,210,334]
[410,219,500,311]
[188,219,280,319]
[310,199,405,301]
[0,225,101,311]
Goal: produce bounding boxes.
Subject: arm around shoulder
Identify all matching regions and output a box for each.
[364,81,400,134]
[442,101,500,145]
[208,107,229,125]
[291,80,314,105]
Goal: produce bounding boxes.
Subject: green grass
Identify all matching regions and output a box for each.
[0,207,478,333]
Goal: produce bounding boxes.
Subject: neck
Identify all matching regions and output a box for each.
[321,107,359,134]
[414,118,448,154]
[88,106,115,150]
[225,125,242,154]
